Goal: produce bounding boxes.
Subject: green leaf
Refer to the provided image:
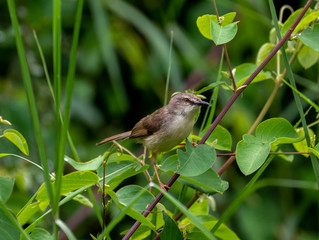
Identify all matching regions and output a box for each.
[294,10,319,34]
[280,8,311,36]
[293,127,315,157]
[195,81,228,94]
[0,208,20,240]
[185,215,239,240]
[160,211,183,240]
[64,193,93,208]
[210,20,238,45]
[28,228,53,240]
[177,140,216,177]
[17,202,40,226]
[65,155,104,171]
[107,188,155,229]
[189,198,209,215]
[161,154,179,173]
[230,63,272,87]
[117,185,154,213]
[298,24,319,52]
[236,135,271,175]
[297,44,319,69]
[36,171,99,211]
[97,161,149,190]
[255,118,300,145]
[196,13,236,40]
[256,43,275,66]
[199,125,232,151]
[0,177,14,203]
[3,129,29,155]
[178,168,228,194]
[310,143,319,158]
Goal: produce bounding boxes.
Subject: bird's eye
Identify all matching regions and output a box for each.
[183,98,190,103]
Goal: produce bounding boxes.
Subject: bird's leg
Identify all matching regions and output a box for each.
[151,154,170,190]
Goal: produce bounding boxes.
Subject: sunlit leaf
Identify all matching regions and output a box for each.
[196,13,236,40]
[293,127,315,157]
[199,125,232,151]
[280,8,311,36]
[36,171,99,211]
[3,129,29,155]
[65,155,104,171]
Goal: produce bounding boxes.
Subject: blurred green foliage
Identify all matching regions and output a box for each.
[1,0,318,239]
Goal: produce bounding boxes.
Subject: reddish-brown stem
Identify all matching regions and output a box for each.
[122,1,313,239]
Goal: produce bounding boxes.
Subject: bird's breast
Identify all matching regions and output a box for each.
[143,114,195,154]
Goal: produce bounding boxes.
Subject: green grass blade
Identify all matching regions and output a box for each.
[164,31,174,105]
[56,219,77,240]
[33,30,81,162]
[89,0,128,113]
[6,0,54,208]
[52,0,62,214]
[55,0,84,212]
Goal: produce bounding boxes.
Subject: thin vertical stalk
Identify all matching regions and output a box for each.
[6,0,54,211]
[164,31,174,106]
[52,0,62,216]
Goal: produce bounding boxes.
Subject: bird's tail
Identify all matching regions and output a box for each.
[96,131,131,145]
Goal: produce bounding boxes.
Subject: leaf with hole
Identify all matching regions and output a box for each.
[3,129,29,155]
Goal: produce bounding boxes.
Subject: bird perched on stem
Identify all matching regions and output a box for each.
[97,93,210,190]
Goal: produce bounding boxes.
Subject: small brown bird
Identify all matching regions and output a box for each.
[97,93,210,189]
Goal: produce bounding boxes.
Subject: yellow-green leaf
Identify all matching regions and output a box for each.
[3,129,29,155]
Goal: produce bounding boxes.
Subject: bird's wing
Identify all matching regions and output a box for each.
[129,107,164,139]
